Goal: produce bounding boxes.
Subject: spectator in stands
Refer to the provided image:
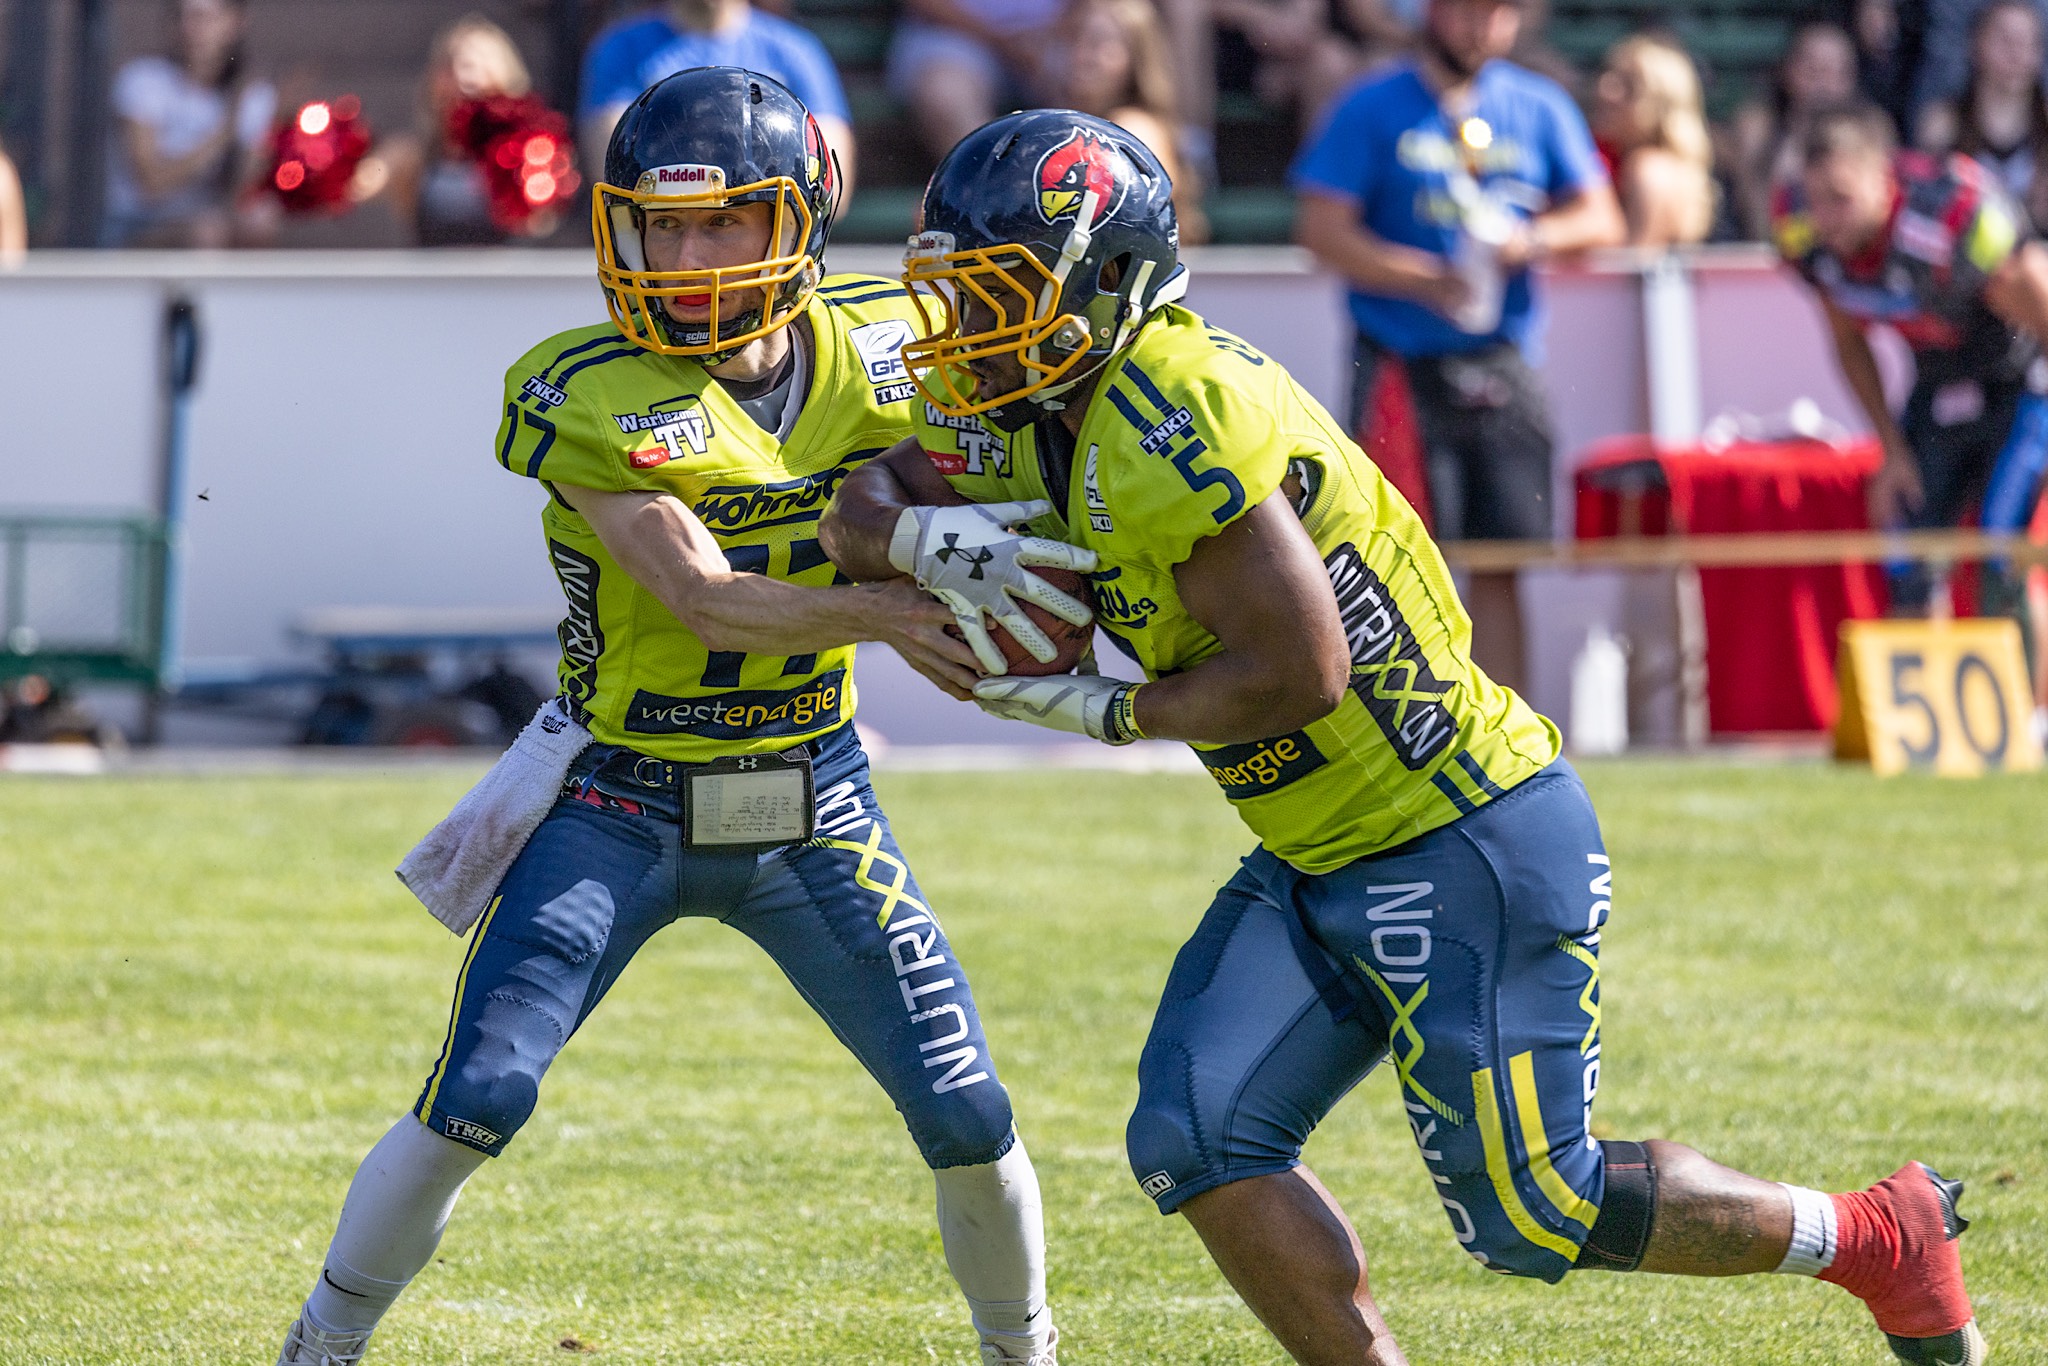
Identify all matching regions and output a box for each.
[103,0,279,248]
[1060,0,1209,243]
[0,139,25,266]
[356,17,560,245]
[1592,33,1715,247]
[1212,0,1410,137]
[1912,0,2048,127]
[1726,22,1859,240]
[888,0,1065,162]
[1292,0,1624,693]
[580,1,855,196]
[1917,0,2048,227]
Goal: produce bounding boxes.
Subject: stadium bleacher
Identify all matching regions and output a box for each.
[804,0,1836,245]
[1547,0,1832,113]
[41,0,1833,248]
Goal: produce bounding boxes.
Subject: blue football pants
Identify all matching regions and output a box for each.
[1126,760,1610,1282]
[412,725,1016,1170]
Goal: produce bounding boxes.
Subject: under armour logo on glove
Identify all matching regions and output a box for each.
[935,535,998,580]
[888,500,1099,675]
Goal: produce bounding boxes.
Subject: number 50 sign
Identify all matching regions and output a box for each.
[1836,620,2043,775]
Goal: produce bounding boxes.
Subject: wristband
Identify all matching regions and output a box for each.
[1105,683,1146,746]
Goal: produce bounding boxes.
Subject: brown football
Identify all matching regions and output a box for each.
[926,475,1096,676]
[986,565,1097,676]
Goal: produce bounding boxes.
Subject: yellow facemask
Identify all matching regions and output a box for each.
[592,165,819,357]
[898,231,1100,419]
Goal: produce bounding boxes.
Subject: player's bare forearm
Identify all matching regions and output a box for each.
[820,439,956,582]
[566,483,869,650]
[557,481,963,668]
[1133,494,1350,745]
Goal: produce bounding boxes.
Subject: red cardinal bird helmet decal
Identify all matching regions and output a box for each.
[1035,127,1128,226]
[804,111,833,201]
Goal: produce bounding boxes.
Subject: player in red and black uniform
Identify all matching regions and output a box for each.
[1775,101,2048,630]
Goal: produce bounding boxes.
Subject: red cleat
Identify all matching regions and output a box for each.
[1822,1162,1985,1365]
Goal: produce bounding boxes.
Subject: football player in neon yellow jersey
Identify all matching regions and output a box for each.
[822,109,1984,1366]
[276,71,1071,1366]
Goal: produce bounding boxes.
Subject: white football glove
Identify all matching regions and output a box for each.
[973,672,1141,745]
[889,500,1098,674]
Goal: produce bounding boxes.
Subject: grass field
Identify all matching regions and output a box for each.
[1,759,2043,1365]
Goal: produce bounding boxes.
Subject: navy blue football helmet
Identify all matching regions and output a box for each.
[902,109,1185,430]
[594,66,839,358]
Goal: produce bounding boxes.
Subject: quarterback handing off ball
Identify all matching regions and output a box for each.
[927,479,1096,676]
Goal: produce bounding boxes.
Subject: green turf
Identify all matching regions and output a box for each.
[1,761,2043,1364]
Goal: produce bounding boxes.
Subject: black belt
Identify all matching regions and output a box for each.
[582,736,823,796]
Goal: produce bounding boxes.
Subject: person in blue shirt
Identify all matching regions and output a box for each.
[1292,0,1622,694]
[579,0,856,195]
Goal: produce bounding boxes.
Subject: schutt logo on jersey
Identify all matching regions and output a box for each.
[1036,129,1127,226]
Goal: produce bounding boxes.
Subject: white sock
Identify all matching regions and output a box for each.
[933,1139,1051,1350]
[302,1117,488,1334]
[1774,1183,1839,1277]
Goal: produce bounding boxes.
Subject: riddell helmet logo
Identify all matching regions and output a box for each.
[635,163,725,194]
[1035,129,1126,226]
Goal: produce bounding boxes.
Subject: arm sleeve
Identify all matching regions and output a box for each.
[1288,91,1374,202]
[1542,86,1608,201]
[772,30,852,125]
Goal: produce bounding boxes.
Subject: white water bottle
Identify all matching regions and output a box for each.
[1569,624,1630,757]
[1449,195,1512,336]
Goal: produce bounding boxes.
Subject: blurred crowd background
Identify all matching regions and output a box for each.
[5,0,2045,258]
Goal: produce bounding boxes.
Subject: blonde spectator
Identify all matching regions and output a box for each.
[1727,22,1859,240]
[1917,0,2048,228]
[1593,34,1715,247]
[0,140,25,266]
[104,0,279,248]
[357,16,554,245]
[1061,0,1210,243]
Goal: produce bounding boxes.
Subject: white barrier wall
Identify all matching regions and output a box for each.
[0,245,1868,734]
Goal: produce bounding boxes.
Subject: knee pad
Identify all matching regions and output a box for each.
[1125,1099,1215,1212]
[1574,1139,1658,1273]
[424,990,566,1155]
[907,1080,1017,1171]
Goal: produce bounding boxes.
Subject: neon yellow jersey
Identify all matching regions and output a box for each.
[914,304,1563,873]
[498,274,930,760]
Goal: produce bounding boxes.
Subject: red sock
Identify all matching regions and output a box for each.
[1820,1163,1973,1339]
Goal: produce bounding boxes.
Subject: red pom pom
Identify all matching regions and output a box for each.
[265,98,372,215]
[446,94,578,235]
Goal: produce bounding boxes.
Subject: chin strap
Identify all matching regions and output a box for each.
[1019,260,1191,419]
